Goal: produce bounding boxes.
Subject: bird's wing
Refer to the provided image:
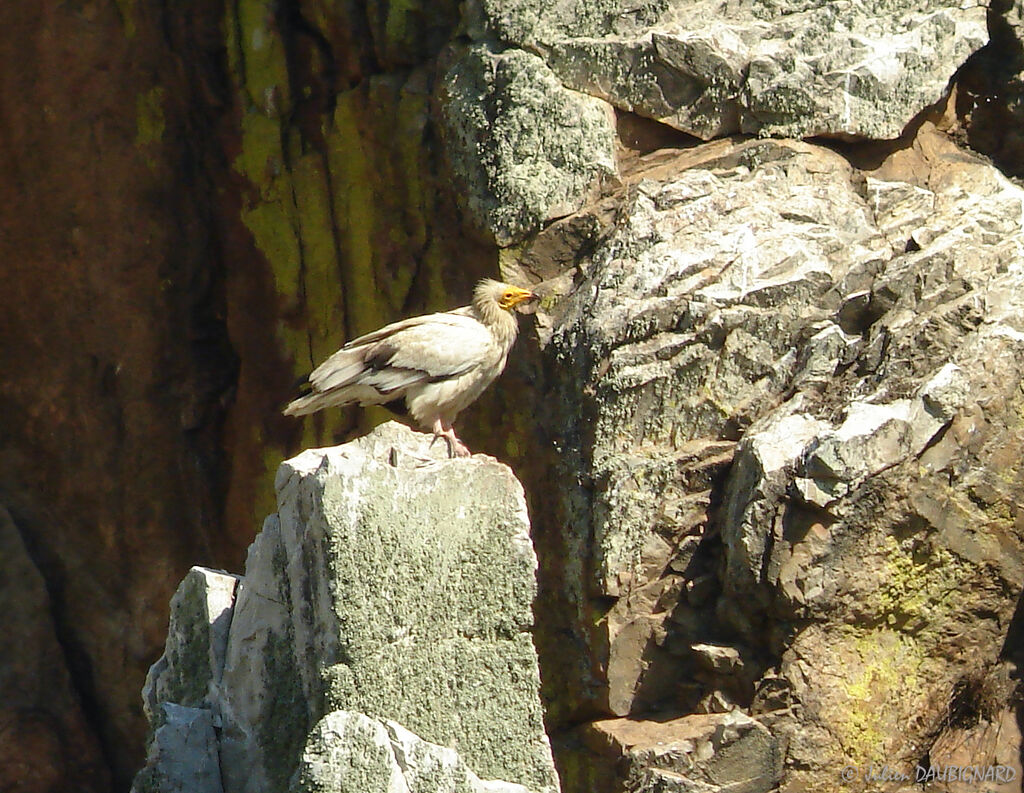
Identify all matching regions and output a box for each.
[311,312,495,395]
[340,306,473,347]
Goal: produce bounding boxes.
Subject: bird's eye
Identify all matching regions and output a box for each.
[503,291,514,299]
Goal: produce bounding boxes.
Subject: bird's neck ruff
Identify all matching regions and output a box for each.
[472,286,519,349]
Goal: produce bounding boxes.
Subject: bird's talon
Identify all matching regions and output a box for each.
[429,434,451,457]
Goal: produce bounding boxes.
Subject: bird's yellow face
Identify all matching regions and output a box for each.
[498,286,537,310]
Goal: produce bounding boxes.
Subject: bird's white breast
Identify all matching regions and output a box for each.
[406,342,508,426]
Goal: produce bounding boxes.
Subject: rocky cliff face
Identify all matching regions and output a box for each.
[529,124,1024,791]
[5,0,1024,791]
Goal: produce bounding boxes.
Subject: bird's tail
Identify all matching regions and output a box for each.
[282,390,322,416]
[283,380,384,416]
[283,347,392,416]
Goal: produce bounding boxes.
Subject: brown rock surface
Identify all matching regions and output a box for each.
[0,505,108,793]
[587,712,783,793]
[0,2,238,788]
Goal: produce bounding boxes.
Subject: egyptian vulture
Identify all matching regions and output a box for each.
[284,279,538,456]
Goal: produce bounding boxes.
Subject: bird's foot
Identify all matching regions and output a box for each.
[449,437,471,458]
[435,432,471,458]
[430,420,472,458]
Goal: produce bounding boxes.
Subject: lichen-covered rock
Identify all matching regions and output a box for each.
[272,422,558,792]
[142,568,238,726]
[543,137,886,720]
[133,568,240,793]
[133,422,558,793]
[466,0,987,139]
[291,711,534,793]
[534,124,1024,791]
[216,514,309,793]
[440,44,616,246]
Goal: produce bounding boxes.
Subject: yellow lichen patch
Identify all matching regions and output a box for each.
[287,145,346,365]
[234,112,285,194]
[833,628,928,766]
[136,87,166,147]
[234,0,291,114]
[240,199,300,293]
[874,536,968,633]
[383,0,418,55]
[324,97,384,338]
[113,0,137,39]
[327,90,421,308]
[323,74,450,333]
[234,122,338,369]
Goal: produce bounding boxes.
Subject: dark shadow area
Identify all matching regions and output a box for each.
[615,109,703,154]
[1000,585,1024,774]
[956,0,1024,177]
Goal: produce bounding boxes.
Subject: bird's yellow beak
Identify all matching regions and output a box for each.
[499,286,539,310]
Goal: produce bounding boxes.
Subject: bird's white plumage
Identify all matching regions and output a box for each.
[314,313,495,392]
[284,280,535,455]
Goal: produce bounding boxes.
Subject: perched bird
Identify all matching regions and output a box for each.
[284,279,538,457]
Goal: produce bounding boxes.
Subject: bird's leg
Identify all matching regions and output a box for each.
[429,418,448,455]
[430,418,471,458]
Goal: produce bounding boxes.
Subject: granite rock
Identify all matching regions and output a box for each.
[534,124,1024,791]
[466,0,987,139]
